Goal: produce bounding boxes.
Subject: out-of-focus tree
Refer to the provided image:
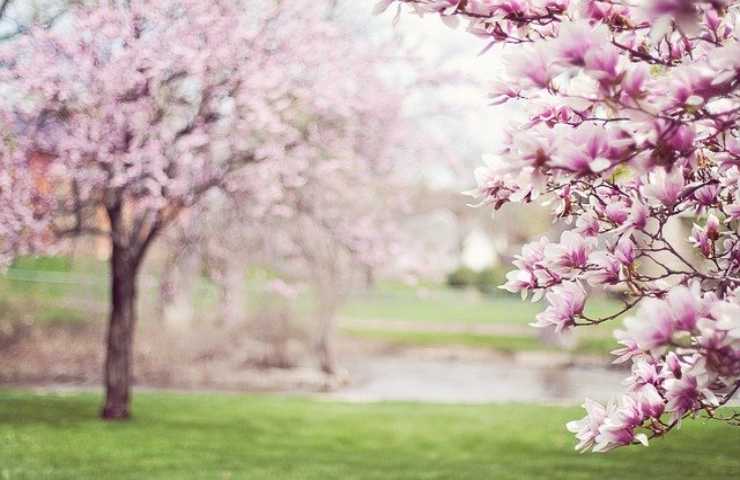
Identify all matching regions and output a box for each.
[160,56,412,375]
[0,0,407,419]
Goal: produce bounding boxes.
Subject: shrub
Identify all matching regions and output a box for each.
[475,267,507,295]
[446,266,477,289]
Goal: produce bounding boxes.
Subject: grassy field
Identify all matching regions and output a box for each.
[341,283,621,326]
[1,257,620,328]
[340,283,623,356]
[341,328,618,356]
[0,256,624,356]
[1,390,738,480]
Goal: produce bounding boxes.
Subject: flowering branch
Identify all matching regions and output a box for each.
[383,0,740,452]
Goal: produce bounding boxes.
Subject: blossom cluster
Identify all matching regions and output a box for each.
[0,0,405,267]
[384,0,740,450]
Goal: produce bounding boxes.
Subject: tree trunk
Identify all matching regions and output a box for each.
[316,297,337,375]
[101,238,141,420]
[220,263,245,327]
[159,249,197,330]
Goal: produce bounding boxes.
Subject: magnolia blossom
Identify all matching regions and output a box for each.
[566,398,607,452]
[592,395,649,452]
[642,167,685,206]
[664,365,718,422]
[614,236,636,266]
[532,281,586,332]
[387,0,740,451]
[585,251,621,285]
[545,231,594,271]
[619,299,675,352]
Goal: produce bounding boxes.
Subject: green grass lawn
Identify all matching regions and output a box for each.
[342,328,618,356]
[1,391,737,480]
[0,256,626,357]
[340,284,624,356]
[1,256,622,329]
[341,283,621,326]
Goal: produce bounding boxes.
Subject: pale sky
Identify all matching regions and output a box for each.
[359,2,526,189]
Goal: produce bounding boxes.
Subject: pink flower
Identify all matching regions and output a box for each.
[642,167,685,206]
[509,43,554,89]
[689,217,719,257]
[612,329,640,364]
[626,358,662,389]
[553,125,613,173]
[664,367,716,421]
[532,281,586,332]
[465,0,499,15]
[726,201,740,222]
[604,200,629,225]
[502,269,538,297]
[556,21,609,67]
[619,298,674,352]
[507,125,559,170]
[581,0,611,21]
[711,299,740,340]
[666,284,703,331]
[515,236,549,270]
[689,224,711,257]
[705,214,721,240]
[648,0,698,20]
[661,122,695,153]
[664,66,714,109]
[502,237,551,298]
[567,398,607,452]
[576,213,601,237]
[621,64,648,99]
[614,236,636,265]
[593,395,648,452]
[633,383,665,419]
[468,156,521,209]
[695,319,740,377]
[626,200,649,231]
[584,44,621,82]
[489,81,520,105]
[665,352,682,378]
[585,251,621,285]
[545,231,594,271]
[693,184,718,207]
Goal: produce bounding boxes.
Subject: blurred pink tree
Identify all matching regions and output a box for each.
[383,0,740,451]
[164,107,410,374]
[0,0,404,419]
[158,60,411,374]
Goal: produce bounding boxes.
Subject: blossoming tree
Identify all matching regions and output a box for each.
[0,0,393,419]
[381,0,740,451]
[158,61,409,374]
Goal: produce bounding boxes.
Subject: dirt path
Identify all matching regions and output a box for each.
[322,346,626,404]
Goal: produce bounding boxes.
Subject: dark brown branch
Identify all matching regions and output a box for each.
[0,0,11,19]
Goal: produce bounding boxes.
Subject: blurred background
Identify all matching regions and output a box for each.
[0,1,735,479]
[0,0,626,401]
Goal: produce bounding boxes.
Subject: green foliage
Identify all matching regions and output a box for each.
[446,266,477,289]
[446,266,510,295]
[475,267,507,295]
[0,391,738,480]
